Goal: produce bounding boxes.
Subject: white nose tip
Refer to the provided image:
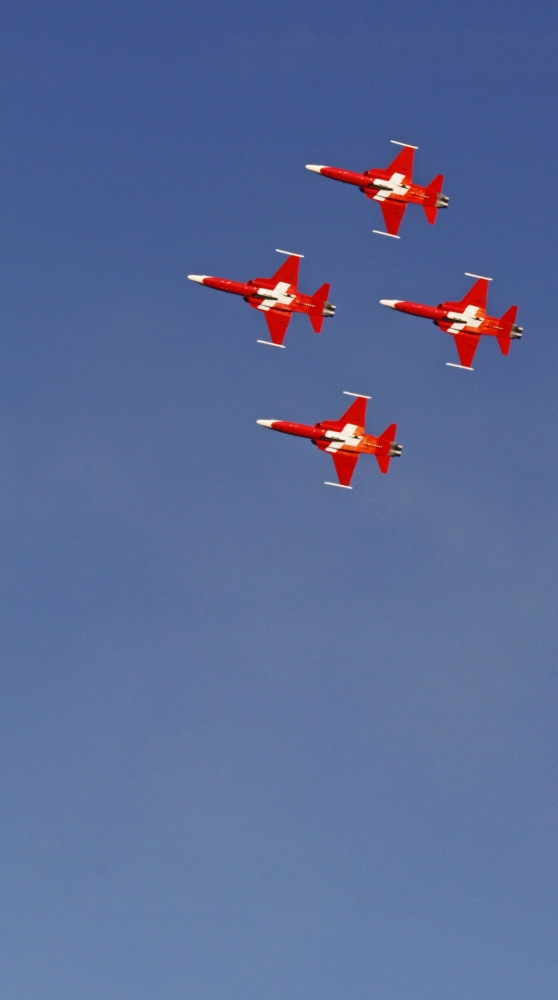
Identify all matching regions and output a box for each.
[187,274,209,283]
[379,299,401,309]
[305,164,325,174]
[257,420,276,428]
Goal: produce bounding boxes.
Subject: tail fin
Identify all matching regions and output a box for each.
[500,305,518,326]
[423,175,444,224]
[270,254,300,289]
[497,306,519,356]
[310,314,324,333]
[313,282,330,301]
[385,145,414,179]
[376,423,397,474]
[308,283,331,334]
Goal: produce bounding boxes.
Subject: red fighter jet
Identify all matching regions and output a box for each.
[257,392,402,489]
[188,250,335,348]
[380,273,523,370]
[306,141,449,238]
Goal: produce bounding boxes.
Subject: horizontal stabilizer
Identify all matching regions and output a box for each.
[378,423,397,445]
[313,282,330,301]
[500,305,518,327]
[308,282,331,334]
[497,305,519,355]
[376,423,398,474]
[423,205,437,224]
[424,174,444,201]
[497,336,511,356]
[309,314,324,334]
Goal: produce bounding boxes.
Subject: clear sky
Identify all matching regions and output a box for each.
[1,2,557,998]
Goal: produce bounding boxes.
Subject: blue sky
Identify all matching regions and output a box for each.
[1,2,557,998]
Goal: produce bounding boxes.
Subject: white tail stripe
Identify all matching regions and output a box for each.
[276,249,304,257]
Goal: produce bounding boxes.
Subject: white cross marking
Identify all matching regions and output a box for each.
[371,172,410,202]
[447,304,484,333]
[256,281,296,311]
[324,423,363,452]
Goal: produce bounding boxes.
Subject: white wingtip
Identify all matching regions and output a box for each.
[305,164,325,174]
[187,274,209,283]
[324,482,353,489]
[257,420,277,428]
[379,299,401,309]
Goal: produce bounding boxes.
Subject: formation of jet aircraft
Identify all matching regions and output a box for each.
[189,139,521,488]
[381,274,522,369]
[188,250,335,347]
[257,393,401,489]
[306,141,449,238]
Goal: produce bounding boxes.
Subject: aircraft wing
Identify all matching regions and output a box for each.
[270,254,300,288]
[453,333,480,368]
[265,310,292,346]
[380,200,406,236]
[332,452,359,487]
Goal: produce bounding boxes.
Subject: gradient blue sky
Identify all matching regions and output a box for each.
[1,2,557,998]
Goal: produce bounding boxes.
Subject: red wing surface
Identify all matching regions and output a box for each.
[339,396,368,427]
[380,200,406,236]
[332,452,359,487]
[457,277,489,311]
[270,254,300,289]
[383,145,414,178]
[454,333,480,368]
[265,310,291,346]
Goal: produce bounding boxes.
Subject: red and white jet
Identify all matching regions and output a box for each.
[306,141,449,238]
[380,273,522,370]
[257,392,402,489]
[188,250,335,347]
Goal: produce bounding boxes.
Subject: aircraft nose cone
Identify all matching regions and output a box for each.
[257,420,276,428]
[305,164,325,174]
[379,299,401,309]
[187,274,209,283]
